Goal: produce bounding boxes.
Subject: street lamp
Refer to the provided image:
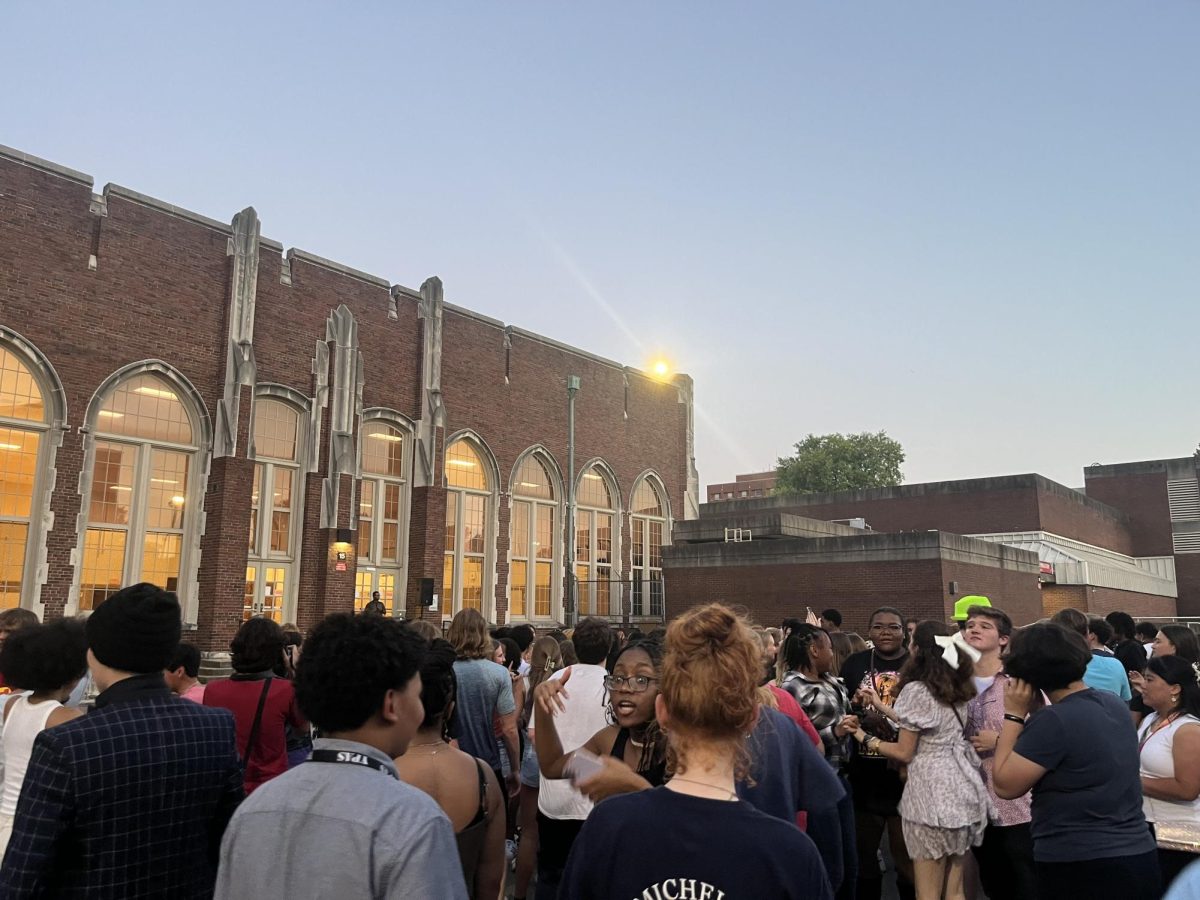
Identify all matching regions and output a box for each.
[565,375,581,628]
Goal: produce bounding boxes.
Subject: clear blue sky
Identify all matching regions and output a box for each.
[4,2,1197,489]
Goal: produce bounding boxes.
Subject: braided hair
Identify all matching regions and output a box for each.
[606,636,669,779]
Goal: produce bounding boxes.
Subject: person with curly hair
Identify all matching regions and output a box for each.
[395,639,506,900]
[0,619,88,853]
[559,603,832,900]
[851,621,991,900]
[204,616,306,794]
[216,613,468,899]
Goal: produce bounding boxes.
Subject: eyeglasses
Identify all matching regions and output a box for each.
[870,624,903,633]
[603,674,659,693]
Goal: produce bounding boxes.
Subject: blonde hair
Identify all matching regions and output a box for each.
[662,603,760,780]
[407,619,441,643]
[528,636,563,693]
[447,608,491,660]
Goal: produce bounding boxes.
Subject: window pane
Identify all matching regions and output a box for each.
[98,374,192,444]
[649,521,663,568]
[0,348,45,423]
[597,513,612,566]
[249,465,262,553]
[384,483,401,520]
[141,532,182,593]
[632,518,645,568]
[355,571,372,612]
[382,523,398,562]
[272,468,293,511]
[536,506,554,561]
[0,427,39,519]
[535,561,552,618]
[357,521,373,561]
[253,399,299,461]
[443,554,455,606]
[444,498,457,553]
[633,480,664,516]
[578,467,612,509]
[270,511,291,554]
[88,442,134,526]
[511,559,527,618]
[81,528,127,610]
[596,566,612,616]
[576,564,591,616]
[445,440,488,490]
[650,571,664,618]
[575,514,590,563]
[631,573,644,617]
[377,573,396,616]
[358,479,376,560]
[363,422,404,477]
[511,501,530,559]
[243,566,257,620]
[262,567,286,622]
[513,456,554,499]
[462,557,483,611]
[145,449,188,530]
[462,494,485,554]
[0,522,28,609]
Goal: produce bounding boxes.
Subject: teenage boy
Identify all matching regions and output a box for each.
[840,606,914,900]
[216,614,467,899]
[963,605,1035,900]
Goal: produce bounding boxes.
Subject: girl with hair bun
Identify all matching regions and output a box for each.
[851,620,991,900]
[558,603,832,900]
[1137,654,1200,889]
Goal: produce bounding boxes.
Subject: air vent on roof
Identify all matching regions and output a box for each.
[1168,480,1200,522]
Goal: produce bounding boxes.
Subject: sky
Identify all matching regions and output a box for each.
[3,2,1197,490]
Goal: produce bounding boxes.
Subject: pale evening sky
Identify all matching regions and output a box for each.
[3,2,1197,490]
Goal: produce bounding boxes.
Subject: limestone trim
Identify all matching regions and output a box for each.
[214,207,260,459]
[414,278,445,489]
[0,144,93,186]
[320,306,363,530]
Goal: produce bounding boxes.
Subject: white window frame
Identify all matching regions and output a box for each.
[507,448,564,623]
[355,410,414,616]
[630,472,672,620]
[575,460,621,618]
[443,432,499,621]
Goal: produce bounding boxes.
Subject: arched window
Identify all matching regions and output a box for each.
[80,373,197,609]
[631,478,669,618]
[575,464,617,617]
[356,419,411,615]
[0,346,49,609]
[444,438,492,615]
[246,398,302,622]
[510,454,558,621]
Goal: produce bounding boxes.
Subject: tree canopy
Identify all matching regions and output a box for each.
[775,431,905,495]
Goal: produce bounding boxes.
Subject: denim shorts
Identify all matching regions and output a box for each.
[520,741,541,787]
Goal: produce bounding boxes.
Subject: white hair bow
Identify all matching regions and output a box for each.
[934,632,982,669]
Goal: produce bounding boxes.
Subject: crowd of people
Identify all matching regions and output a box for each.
[0,589,1197,898]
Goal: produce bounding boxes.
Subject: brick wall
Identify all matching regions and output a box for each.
[1173,556,1200,617]
[1082,470,1173,557]
[1040,584,1176,619]
[940,559,1043,626]
[0,150,689,640]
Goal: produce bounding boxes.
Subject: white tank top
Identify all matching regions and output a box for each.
[1138,712,1200,825]
[1,694,62,816]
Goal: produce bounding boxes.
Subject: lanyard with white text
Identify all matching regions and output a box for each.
[307,749,398,780]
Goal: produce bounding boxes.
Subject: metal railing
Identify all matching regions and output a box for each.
[571,577,665,623]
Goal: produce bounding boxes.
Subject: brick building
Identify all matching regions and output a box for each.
[706,470,776,502]
[0,144,698,653]
[676,471,1184,629]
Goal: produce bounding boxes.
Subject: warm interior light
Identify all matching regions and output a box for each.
[97,410,124,419]
[0,443,21,451]
[368,432,404,442]
[170,495,186,506]
[109,485,132,492]
[518,481,541,489]
[150,478,178,485]
[582,472,602,481]
[134,386,178,400]
[448,459,477,468]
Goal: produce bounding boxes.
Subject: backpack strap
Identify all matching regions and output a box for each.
[242,677,274,770]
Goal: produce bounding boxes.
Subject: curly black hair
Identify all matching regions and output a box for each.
[0,618,88,693]
[230,616,285,673]
[418,639,458,729]
[780,624,826,673]
[295,613,427,733]
[1004,623,1091,693]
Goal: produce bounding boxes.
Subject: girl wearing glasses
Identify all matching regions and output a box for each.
[534,638,669,802]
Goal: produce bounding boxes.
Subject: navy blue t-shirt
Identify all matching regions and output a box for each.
[560,786,832,900]
[1014,687,1155,862]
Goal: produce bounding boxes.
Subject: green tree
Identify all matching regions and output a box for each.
[775,431,905,495]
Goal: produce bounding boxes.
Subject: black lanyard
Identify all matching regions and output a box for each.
[307,748,398,780]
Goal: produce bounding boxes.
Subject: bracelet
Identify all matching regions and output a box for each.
[1003,713,1026,726]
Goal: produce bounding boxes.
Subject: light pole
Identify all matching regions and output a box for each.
[565,374,580,628]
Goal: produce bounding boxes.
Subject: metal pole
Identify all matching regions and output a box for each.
[565,375,580,628]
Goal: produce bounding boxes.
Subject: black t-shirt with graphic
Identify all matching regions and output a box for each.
[840,648,909,816]
[560,787,832,900]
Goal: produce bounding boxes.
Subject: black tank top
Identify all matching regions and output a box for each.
[611,727,668,787]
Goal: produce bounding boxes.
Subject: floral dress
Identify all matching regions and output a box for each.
[893,681,992,859]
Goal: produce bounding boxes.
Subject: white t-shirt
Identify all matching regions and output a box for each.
[1139,712,1200,825]
[537,663,609,821]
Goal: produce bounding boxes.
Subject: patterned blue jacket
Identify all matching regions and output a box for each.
[0,673,243,898]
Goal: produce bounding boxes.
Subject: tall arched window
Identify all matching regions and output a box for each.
[80,374,198,609]
[246,398,302,622]
[631,478,669,618]
[510,454,558,621]
[356,419,410,615]
[0,346,49,609]
[575,464,616,617]
[444,438,492,615]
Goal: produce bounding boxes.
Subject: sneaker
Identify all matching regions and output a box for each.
[506,838,518,865]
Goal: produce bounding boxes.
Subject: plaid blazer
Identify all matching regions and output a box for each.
[0,675,243,899]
